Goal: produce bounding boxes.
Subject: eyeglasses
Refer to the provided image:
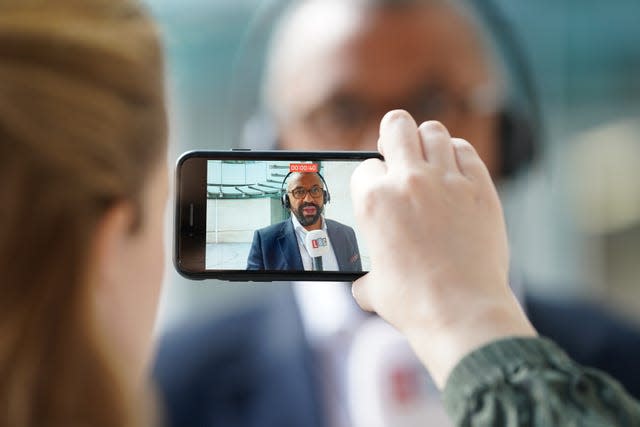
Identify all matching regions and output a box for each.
[289,186,324,199]
[300,84,502,142]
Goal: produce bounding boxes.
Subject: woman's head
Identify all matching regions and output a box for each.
[0,0,167,424]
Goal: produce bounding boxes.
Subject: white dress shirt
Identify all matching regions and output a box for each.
[291,214,340,271]
[293,282,366,427]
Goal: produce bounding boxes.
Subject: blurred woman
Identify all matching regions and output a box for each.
[0,0,167,425]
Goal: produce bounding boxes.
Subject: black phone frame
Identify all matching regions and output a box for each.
[174,150,383,281]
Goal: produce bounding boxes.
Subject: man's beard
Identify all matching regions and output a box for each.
[294,202,323,227]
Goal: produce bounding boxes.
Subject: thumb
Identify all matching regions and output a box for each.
[352,273,375,313]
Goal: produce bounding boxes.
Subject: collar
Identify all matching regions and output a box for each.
[290,213,327,235]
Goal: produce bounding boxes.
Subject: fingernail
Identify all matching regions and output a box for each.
[380,109,410,134]
[418,120,448,135]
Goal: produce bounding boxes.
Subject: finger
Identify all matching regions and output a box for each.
[351,158,387,184]
[351,274,375,313]
[377,110,425,173]
[350,158,386,218]
[350,158,387,196]
[418,121,457,171]
[452,138,492,183]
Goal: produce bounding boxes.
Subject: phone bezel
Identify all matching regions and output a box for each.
[174,150,382,281]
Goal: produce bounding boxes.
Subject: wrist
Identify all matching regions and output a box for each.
[403,294,536,388]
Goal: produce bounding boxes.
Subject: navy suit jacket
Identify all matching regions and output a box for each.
[153,289,640,427]
[154,287,325,427]
[246,218,362,272]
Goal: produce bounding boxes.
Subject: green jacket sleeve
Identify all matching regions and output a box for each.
[443,337,640,426]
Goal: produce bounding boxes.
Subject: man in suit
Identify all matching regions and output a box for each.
[154,1,640,426]
[246,171,361,272]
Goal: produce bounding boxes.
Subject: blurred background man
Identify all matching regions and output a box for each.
[153,1,640,426]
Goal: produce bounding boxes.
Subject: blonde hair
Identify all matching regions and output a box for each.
[0,0,167,425]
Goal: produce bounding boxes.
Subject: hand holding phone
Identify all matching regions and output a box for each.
[174,150,381,281]
[350,112,535,387]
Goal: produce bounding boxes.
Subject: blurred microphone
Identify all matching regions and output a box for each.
[347,317,451,427]
[305,229,329,271]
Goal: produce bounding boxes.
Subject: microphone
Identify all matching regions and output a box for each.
[304,229,329,271]
[347,317,447,427]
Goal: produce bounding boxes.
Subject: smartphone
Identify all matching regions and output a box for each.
[175,150,383,281]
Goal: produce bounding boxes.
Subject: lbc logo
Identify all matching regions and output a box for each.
[311,237,328,249]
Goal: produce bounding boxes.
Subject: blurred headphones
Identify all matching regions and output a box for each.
[470,0,541,178]
[280,171,331,209]
[229,0,542,180]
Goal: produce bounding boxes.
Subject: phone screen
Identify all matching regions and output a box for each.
[175,151,381,281]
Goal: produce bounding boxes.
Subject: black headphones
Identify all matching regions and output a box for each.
[230,0,541,179]
[469,0,541,179]
[280,170,331,209]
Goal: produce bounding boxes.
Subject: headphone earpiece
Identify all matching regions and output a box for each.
[281,191,291,209]
[499,109,537,178]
